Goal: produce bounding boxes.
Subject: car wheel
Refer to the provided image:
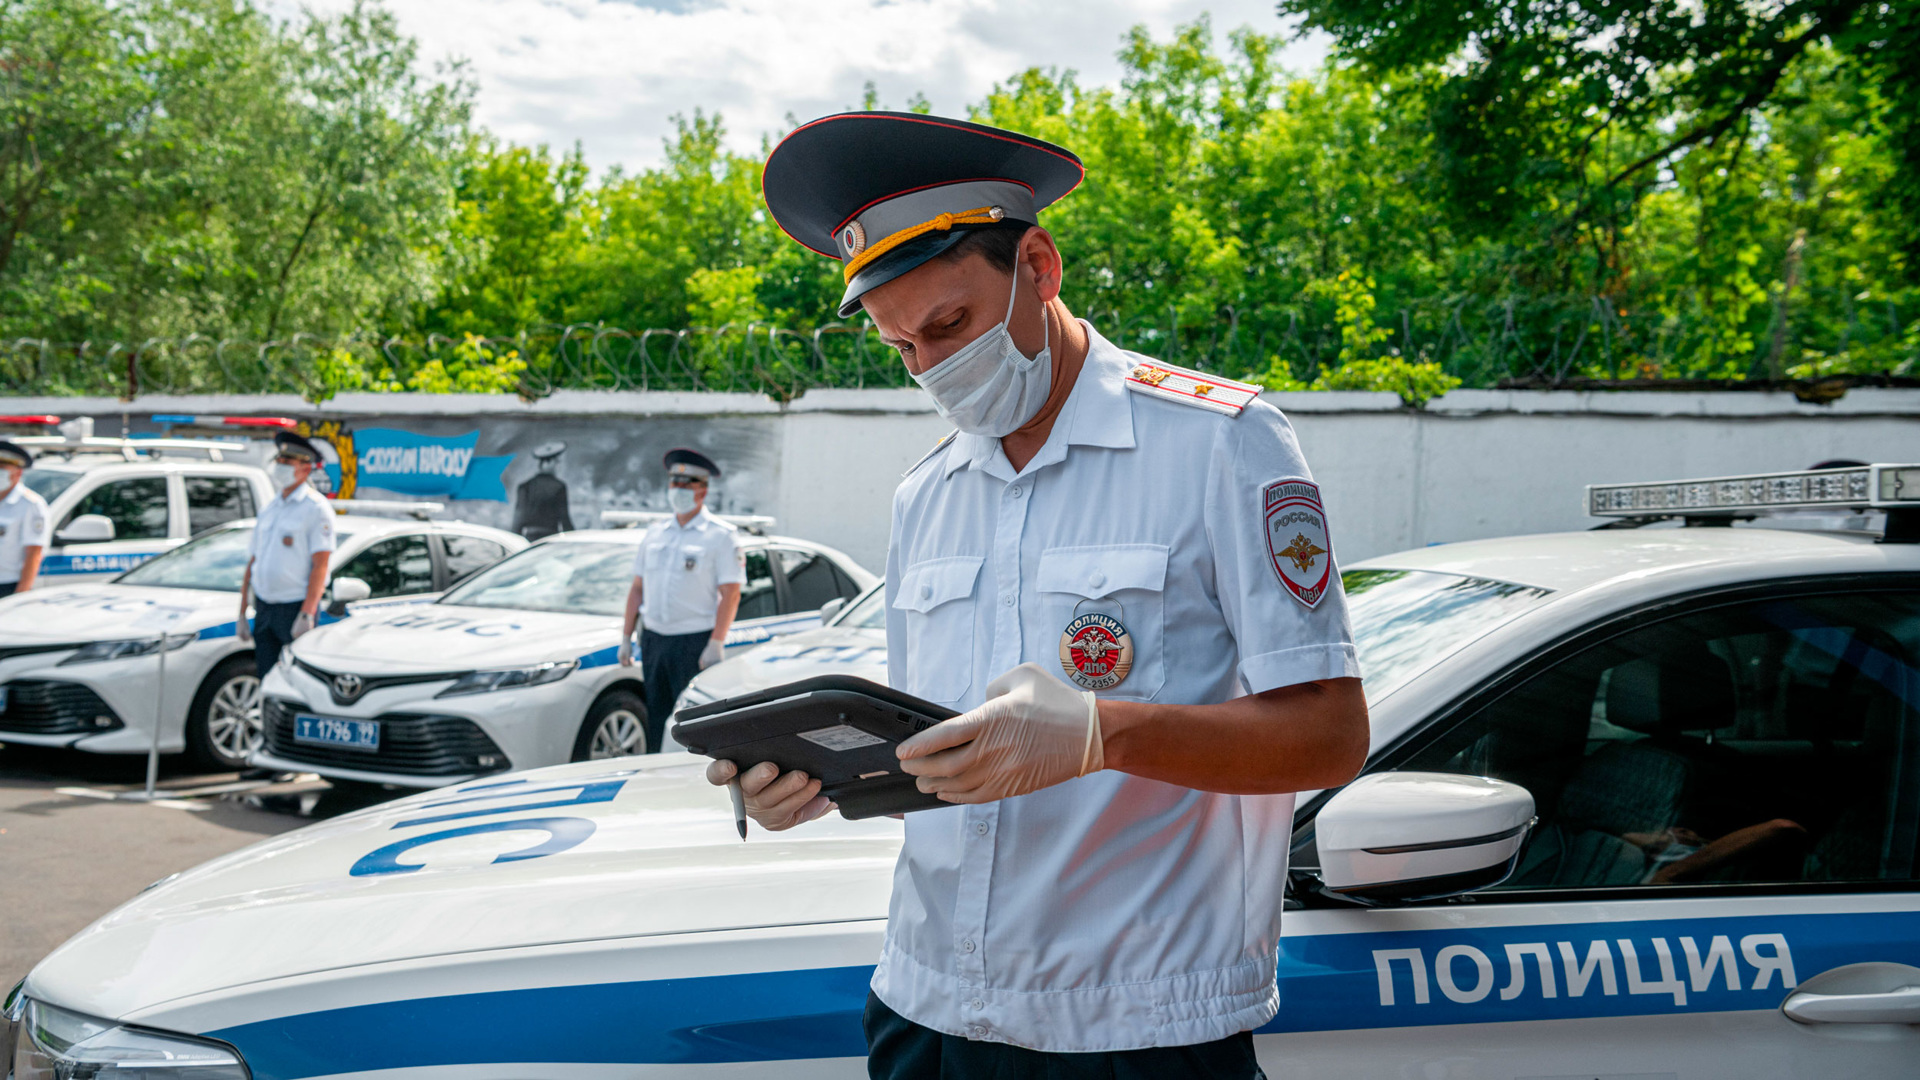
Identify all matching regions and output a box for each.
[186,656,263,771]
[573,690,648,761]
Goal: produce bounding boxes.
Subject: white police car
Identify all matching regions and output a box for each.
[0,514,525,768]
[9,464,1919,1079]
[249,527,877,786]
[14,422,281,582]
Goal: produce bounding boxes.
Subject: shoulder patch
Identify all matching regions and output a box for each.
[1263,478,1332,609]
[1124,361,1259,416]
[902,430,959,478]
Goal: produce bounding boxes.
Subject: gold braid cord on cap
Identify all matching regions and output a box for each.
[842,205,1004,283]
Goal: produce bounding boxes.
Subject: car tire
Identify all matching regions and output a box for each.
[573,690,648,761]
[186,655,264,771]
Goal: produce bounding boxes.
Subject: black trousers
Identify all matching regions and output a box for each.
[864,993,1268,1080]
[639,628,708,752]
[251,600,304,676]
[0,581,15,598]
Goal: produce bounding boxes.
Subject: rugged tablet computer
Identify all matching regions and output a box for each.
[670,675,960,819]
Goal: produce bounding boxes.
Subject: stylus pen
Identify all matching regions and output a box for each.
[729,777,748,840]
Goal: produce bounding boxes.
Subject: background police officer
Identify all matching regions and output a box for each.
[0,439,48,598]
[719,114,1371,1079]
[619,448,744,753]
[235,432,335,675]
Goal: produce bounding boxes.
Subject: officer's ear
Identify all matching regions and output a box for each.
[1019,227,1064,304]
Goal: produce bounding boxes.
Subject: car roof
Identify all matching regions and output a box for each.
[1349,524,1906,593]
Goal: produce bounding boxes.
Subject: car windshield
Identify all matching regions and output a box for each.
[835,585,886,629]
[116,527,250,591]
[22,468,79,502]
[1345,568,1553,701]
[440,541,633,617]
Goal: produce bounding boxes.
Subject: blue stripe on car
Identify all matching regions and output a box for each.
[205,910,1913,1076]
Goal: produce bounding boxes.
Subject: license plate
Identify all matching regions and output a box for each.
[294,713,379,751]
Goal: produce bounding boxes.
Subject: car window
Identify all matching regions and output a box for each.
[775,547,846,613]
[835,585,886,629]
[185,475,255,536]
[441,533,509,586]
[441,541,633,617]
[60,477,170,541]
[22,468,79,502]
[737,548,777,620]
[1346,569,1554,701]
[336,534,435,598]
[115,526,255,591]
[1398,590,1920,890]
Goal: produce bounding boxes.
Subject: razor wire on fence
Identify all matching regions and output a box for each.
[3,291,1913,401]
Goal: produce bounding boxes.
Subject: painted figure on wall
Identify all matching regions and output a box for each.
[511,440,575,540]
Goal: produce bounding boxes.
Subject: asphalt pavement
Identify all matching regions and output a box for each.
[0,744,389,994]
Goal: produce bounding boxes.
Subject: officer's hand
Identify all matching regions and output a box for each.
[896,663,1103,804]
[234,616,253,647]
[617,639,634,667]
[706,759,834,831]
[291,611,314,639]
[699,637,724,670]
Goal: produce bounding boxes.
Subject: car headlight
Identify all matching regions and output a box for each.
[675,682,716,712]
[435,660,576,698]
[58,634,194,666]
[11,997,249,1079]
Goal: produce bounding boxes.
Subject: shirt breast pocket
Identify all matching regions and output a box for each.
[679,544,704,574]
[893,555,984,705]
[1038,543,1169,701]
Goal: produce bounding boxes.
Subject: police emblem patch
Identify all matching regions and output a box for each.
[840,221,866,257]
[684,555,697,571]
[281,534,294,547]
[1058,612,1133,691]
[1263,477,1332,608]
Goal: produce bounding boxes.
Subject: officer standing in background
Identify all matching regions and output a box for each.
[619,448,744,753]
[0,440,49,597]
[717,114,1370,1078]
[235,432,335,675]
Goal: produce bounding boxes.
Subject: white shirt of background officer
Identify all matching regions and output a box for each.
[618,469,742,670]
[0,441,49,593]
[235,446,333,646]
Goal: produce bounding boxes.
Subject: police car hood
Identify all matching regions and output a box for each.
[290,602,620,673]
[0,584,239,644]
[26,755,904,1020]
[688,623,888,701]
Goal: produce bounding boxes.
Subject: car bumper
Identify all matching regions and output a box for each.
[0,642,235,756]
[247,747,477,789]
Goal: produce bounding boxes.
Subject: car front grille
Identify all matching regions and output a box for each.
[0,680,124,736]
[262,697,509,777]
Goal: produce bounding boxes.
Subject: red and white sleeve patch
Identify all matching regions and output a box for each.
[1263,478,1332,608]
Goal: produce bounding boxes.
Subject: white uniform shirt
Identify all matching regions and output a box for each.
[876,324,1359,1053]
[247,483,337,604]
[0,482,52,584]
[632,508,746,636]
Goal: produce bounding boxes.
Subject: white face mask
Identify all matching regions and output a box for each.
[911,260,1052,437]
[269,462,300,491]
[0,471,14,495]
[667,487,698,514]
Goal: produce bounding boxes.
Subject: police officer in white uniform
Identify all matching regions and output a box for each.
[236,432,336,675]
[619,448,745,753]
[0,439,50,598]
[718,114,1371,1078]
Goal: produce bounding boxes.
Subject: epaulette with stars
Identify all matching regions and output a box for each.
[1124,360,1260,416]
[902,430,959,478]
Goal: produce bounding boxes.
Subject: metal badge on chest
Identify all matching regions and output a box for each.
[1059,599,1133,691]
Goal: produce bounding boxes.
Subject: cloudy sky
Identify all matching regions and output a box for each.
[274,0,1328,172]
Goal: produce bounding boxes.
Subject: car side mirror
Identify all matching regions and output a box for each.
[1315,772,1536,906]
[818,597,847,624]
[327,575,372,616]
[55,514,115,545]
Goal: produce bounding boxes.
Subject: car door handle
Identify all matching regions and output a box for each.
[1781,984,1920,1024]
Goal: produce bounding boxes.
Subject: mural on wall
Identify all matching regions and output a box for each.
[512,441,574,540]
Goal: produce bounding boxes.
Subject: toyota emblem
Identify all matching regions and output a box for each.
[332,673,364,701]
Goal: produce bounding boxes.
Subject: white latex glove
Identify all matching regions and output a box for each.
[705,758,835,831]
[896,662,1103,804]
[291,611,314,639]
[699,637,724,670]
[234,615,253,647]
[617,639,635,667]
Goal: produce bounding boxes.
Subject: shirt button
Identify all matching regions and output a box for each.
[1089,570,1106,590]
[970,1025,987,1038]
[973,821,989,836]
[970,998,985,1010]
[919,583,932,601]
[1009,485,1024,498]
[1003,594,1015,607]
[960,939,976,954]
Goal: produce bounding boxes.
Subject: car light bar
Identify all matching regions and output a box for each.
[1587,464,1920,518]
[330,498,446,520]
[601,510,777,534]
[0,414,61,425]
[15,434,249,459]
[151,414,297,429]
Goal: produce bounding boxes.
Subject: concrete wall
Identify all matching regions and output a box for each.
[6,387,1916,574]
